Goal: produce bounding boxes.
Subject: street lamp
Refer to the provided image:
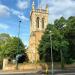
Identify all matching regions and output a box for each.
[16,20,21,70]
[49,31,54,75]
[18,20,21,38]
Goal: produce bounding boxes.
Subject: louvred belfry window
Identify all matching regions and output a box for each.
[36,17,39,28]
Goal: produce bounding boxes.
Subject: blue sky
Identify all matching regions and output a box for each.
[0,0,75,47]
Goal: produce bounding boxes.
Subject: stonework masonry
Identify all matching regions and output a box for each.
[27,1,48,63]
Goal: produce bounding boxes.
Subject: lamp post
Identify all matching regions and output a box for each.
[49,31,54,75]
[18,20,21,39]
[16,20,21,70]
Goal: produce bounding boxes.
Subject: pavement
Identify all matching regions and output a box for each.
[0,69,75,75]
[38,68,75,75]
[0,70,37,75]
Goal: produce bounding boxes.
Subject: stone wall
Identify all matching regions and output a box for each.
[3,63,42,71]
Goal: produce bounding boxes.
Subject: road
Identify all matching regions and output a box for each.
[0,72,75,75]
[40,69,75,75]
[0,69,75,75]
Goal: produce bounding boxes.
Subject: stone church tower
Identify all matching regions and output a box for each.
[27,1,48,63]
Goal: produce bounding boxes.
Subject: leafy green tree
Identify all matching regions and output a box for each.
[0,33,11,61]
[65,16,75,60]
[0,33,28,62]
[2,37,26,59]
[54,17,71,64]
[38,23,69,63]
[38,16,72,69]
[54,17,66,29]
[0,33,10,45]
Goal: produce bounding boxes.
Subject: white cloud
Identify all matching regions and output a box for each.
[0,4,10,16]
[18,15,29,21]
[40,0,75,23]
[17,0,29,10]
[10,34,16,37]
[0,3,29,21]
[11,9,29,21]
[11,9,21,16]
[0,23,9,30]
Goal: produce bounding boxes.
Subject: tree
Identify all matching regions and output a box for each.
[0,33,11,61]
[38,16,72,70]
[65,16,75,60]
[54,17,66,29]
[54,17,71,65]
[0,33,10,45]
[2,37,26,59]
[0,33,28,62]
[38,23,69,63]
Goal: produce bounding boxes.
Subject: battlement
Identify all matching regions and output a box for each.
[35,9,48,14]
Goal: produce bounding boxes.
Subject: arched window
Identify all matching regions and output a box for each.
[42,18,44,28]
[36,17,39,28]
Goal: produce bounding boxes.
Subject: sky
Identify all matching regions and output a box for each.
[0,0,75,47]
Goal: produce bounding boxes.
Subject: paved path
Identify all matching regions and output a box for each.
[39,69,75,75]
[0,69,75,75]
[0,70,38,75]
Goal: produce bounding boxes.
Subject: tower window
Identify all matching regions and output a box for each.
[36,17,39,28]
[42,18,44,28]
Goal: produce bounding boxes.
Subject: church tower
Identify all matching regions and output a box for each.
[27,1,48,62]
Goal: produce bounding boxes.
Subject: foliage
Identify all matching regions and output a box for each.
[2,37,26,59]
[0,33,10,45]
[0,33,11,61]
[38,17,72,65]
[54,17,66,29]
[0,33,27,61]
[65,16,75,60]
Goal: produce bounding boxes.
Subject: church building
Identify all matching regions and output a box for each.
[27,1,48,62]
